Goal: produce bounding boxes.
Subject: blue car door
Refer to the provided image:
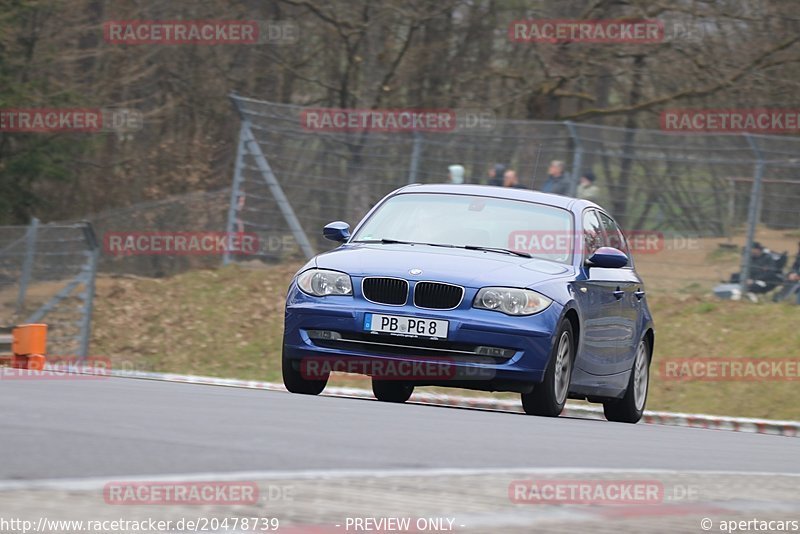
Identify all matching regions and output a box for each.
[598,211,641,373]
[573,209,626,376]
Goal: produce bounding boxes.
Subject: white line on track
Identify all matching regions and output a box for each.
[1,467,799,492]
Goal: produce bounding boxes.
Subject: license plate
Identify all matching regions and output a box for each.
[364,313,449,339]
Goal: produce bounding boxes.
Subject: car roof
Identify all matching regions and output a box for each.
[393,183,601,213]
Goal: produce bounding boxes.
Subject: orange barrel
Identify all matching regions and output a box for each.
[12,324,47,369]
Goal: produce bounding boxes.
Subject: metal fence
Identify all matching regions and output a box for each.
[1,191,232,360]
[88,188,232,278]
[3,97,798,361]
[226,94,800,293]
[0,220,99,358]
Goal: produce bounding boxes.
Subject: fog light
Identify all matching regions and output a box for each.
[307,330,342,341]
[476,346,515,358]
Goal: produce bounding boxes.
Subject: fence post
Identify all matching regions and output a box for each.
[16,217,39,316]
[407,131,423,184]
[564,121,583,197]
[726,178,736,239]
[740,134,764,296]
[223,121,249,266]
[241,123,316,260]
[77,222,99,361]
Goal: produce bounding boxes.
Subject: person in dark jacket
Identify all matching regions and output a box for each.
[487,163,506,186]
[540,160,570,195]
[772,241,800,303]
[789,242,800,277]
[729,242,783,294]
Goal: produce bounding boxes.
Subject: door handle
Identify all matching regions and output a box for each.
[613,288,624,300]
[634,289,645,300]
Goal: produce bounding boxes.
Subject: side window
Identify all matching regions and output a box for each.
[597,212,630,257]
[582,210,604,256]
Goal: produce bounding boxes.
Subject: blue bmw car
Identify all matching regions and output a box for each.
[282,184,654,423]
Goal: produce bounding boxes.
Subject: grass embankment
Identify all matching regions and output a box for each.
[92,236,800,420]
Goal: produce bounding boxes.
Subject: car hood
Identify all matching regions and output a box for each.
[313,243,573,289]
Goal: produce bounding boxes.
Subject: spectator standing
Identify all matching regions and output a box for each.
[576,171,601,203]
[540,160,570,195]
[487,163,506,186]
[503,169,525,189]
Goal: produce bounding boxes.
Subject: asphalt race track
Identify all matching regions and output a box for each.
[1,376,798,533]
[0,376,797,478]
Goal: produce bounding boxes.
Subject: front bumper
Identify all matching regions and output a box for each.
[282,282,563,389]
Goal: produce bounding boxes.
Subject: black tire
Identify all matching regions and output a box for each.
[603,337,651,424]
[282,349,328,395]
[521,320,574,417]
[372,379,414,403]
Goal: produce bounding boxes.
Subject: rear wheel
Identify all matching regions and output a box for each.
[521,320,574,417]
[603,337,650,424]
[282,349,328,395]
[372,379,414,403]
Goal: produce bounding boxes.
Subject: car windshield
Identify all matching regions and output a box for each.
[351,192,574,263]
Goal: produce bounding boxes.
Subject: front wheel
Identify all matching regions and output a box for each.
[521,320,574,417]
[603,337,650,424]
[372,379,414,403]
[282,349,328,395]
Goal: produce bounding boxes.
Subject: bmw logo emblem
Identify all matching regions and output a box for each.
[409,268,423,275]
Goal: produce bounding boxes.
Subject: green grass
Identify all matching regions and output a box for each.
[706,244,740,262]
[646,294,800,420]
[92,264,800,420]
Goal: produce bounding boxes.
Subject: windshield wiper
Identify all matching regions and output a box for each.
[351,238,416,245]
[353,239,529,257]
[463,245,532,258]
[352,238,455,248]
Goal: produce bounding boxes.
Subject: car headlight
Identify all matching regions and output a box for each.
[473,287,552,315]
[297,269,353,296]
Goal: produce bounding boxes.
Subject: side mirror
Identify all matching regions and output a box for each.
[323,221,350,243]
[587,246,628,268]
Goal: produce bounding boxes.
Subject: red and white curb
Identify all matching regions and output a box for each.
[36,366,798,438]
